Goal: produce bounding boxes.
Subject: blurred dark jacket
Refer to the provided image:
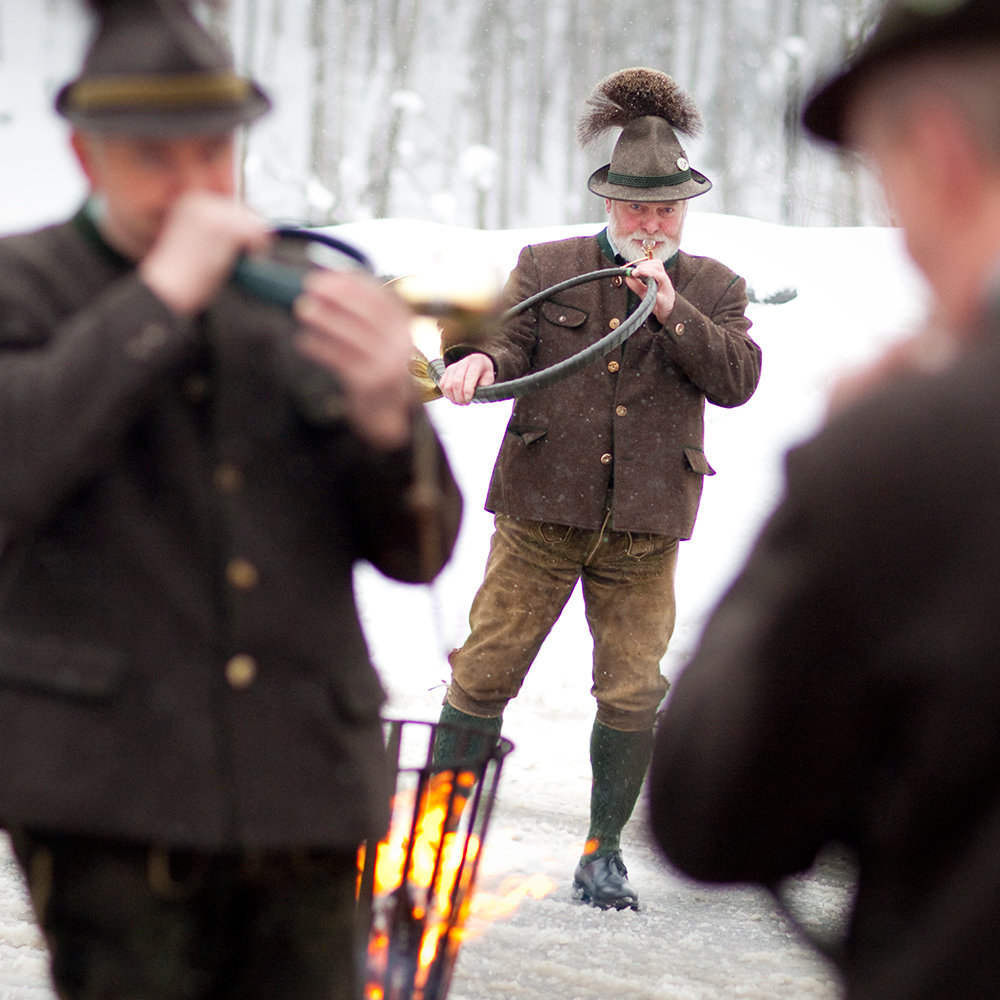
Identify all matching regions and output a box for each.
[0,211,461,850]
[650,300,1000,1000]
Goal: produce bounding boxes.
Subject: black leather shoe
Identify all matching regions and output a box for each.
[573,852,639,910]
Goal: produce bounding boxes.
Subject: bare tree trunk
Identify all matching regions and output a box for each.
[264,0,285,76]
[366,0,382,82]
[327,0,360,212]
[497,4,515,230]
[529,0,549,173]
[469,0,498,229]
[842,0,877,225]
[309,0,330,221]
[661,0,679,74]
[687,0,708,99]
[780,0,805,224]
[563,0,590,223]
[237,0,260,200]
[367,0,424,218]
[714,0,737,215]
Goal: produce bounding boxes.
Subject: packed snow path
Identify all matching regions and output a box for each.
[0,824,849,1000]
[445,802,852,1000]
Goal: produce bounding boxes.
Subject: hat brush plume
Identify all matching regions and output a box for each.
[577,67,703,147]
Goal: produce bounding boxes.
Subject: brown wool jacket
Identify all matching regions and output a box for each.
[0,212,462,850]
[454,232,760,538]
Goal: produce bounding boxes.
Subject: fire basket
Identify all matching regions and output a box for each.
[357,718,514,1000]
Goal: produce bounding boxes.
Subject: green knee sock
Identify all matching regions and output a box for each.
[583,720,654,861]
[432,702,503,768]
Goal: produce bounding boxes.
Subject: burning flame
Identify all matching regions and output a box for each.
[464,873,554,928]
[359,769,554,1000]
[361,770,479,1000]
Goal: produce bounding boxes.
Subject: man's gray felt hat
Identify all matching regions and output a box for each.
[56,0,270,136]
[803,0,1000,146]
[580,68,712,202]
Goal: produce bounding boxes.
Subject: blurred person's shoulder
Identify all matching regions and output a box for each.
[0,213,129,346]
[789,322,1000,514]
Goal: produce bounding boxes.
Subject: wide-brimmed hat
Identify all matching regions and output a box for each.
[803,0,1000,147]
[56,0,270,136]
[579,68,712,203]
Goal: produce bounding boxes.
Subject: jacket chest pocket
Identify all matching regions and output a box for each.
[540,302,587,328]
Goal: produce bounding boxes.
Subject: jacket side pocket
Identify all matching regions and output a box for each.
[683,446,717,476]
[506,425,548,445]
[0,631,125,701]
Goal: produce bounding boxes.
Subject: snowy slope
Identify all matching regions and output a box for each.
[0,212,928,1000]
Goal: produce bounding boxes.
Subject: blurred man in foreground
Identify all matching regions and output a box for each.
[650,1,1000,997]
[0,2,460,998]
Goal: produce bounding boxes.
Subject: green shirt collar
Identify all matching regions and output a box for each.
[72,199,134,271]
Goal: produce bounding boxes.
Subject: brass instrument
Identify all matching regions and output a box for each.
[390,263,505,402]
[625,238,658,267]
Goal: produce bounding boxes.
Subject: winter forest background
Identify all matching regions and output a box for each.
[0,0,884,233]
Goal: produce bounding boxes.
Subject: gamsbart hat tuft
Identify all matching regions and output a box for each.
[57,0,270,136]
[580,68,712,203]
[803,0,1000,146]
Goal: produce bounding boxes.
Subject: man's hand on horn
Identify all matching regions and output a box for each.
[439,352,496,405]
[626,258,677,323]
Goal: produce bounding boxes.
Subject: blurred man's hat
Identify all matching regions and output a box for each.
[804,0,1000,146]
[56,0,270,136]
[579,68,712,202]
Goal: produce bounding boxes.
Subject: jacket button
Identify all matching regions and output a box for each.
[558,314,567,323]
[182,374,211,401]
[225,654,257,689]
[600,453,612,465]
[607,360,620,373]
[609,318,620,330]
[227,559,259,590]
[125,322,168,360]
[616,405,627,417]
[674,322,685,336]
[612,275,623,287]
[214,463,243,493]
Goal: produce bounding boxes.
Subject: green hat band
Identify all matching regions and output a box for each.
[70,72,253,111]
[606,167,693,188]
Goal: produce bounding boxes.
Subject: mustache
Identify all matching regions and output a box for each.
[614,233,679,261]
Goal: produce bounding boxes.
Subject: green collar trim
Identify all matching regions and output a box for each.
[597,227,617,264]
[71,200,133,270]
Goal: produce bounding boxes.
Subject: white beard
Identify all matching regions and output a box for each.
[608,223,681,263]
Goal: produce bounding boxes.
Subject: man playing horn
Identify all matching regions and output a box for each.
[436,68,761,910]
[0,2,461,997]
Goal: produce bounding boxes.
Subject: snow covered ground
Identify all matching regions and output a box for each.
[0,207,929,1000]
